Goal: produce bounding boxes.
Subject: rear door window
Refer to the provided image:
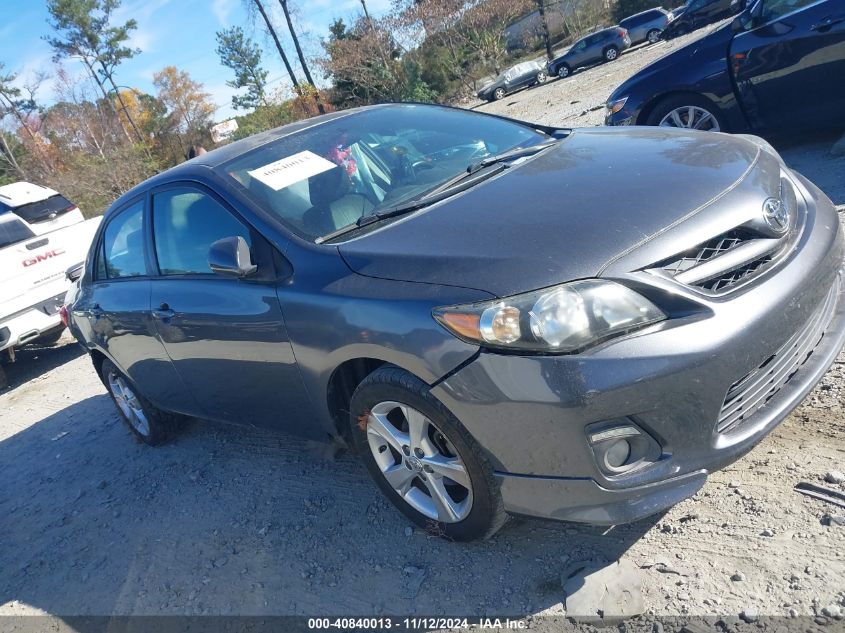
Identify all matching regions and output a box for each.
[152,186,252,276]
[8,194,75,224]
[98,199,147,280]
[0,216,36,248]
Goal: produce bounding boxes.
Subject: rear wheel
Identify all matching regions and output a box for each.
[350,366,506,541]
[646,29,661,44]
[604,46,619,61]
[646,94,726,132]
[101,359,176,446]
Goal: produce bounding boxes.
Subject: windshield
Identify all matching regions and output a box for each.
[0,194,75,224]
[221,105,547,240]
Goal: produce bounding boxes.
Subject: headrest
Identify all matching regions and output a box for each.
[309,166,349,209]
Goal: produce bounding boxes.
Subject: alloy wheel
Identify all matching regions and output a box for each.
[493,88,505,100]
[557,66,569,78]
[647,30,661,43]
[605,48,618,61]
[108,371,150,437]
[658,105,721,131]
[365,400,473,523]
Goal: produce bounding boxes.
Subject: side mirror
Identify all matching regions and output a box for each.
[208,236,257,278]
[731,9,754,32]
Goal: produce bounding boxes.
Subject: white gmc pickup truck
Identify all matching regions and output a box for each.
[0,182,101,386]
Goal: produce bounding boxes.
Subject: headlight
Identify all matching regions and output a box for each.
[433,280,666,353]
[606,96,628,114]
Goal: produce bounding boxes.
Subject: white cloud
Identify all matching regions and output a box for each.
[212,0,237,27]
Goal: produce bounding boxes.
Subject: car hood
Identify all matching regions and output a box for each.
[338,127,777,298]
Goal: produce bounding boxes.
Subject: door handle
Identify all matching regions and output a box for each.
[152,303,175,320]
[812,15,844,31]
[89,304,104,318]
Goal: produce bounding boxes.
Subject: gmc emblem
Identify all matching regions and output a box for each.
[23,249,65,267]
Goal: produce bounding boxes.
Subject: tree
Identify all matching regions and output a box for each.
[215,26,270,110]
[153,66,215,153]
[251,0,302,101]
[45,0,144,145]
[277,0,325,114]
[319,15,435,107]
[535,0,554,61]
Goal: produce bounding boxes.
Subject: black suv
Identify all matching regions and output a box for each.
[661,0,737,37]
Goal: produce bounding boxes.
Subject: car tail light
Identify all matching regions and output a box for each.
[619,28,627,37]
[59,304,69,327]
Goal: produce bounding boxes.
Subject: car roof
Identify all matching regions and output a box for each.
[622,7,665,19]
[0,181,59,208]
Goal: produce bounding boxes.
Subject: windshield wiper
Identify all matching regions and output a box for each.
[422,140,560,199]
[467,140,559,173]
[315,140,559,244]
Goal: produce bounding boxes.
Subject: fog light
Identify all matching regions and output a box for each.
[605,439,631,468]
[586,418,662,477]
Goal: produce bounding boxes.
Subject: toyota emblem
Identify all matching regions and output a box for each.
[762,197,789,234]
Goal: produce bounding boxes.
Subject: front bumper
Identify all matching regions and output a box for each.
[431,182,845,525]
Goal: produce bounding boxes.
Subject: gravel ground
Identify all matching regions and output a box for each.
[1,29,845,629]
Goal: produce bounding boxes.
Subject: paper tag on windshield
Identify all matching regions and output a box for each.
[247,150,337,191]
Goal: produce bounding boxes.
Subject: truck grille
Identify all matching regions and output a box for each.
[717,281,838,434]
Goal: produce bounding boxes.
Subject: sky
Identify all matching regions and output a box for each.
[0,0,392,121]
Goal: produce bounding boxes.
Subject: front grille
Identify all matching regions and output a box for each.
[697,255,773,293]
[657,228,781,294]
[661,231,750,276]
[717,281,838,434]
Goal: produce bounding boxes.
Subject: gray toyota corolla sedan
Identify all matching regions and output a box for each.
[66,103,845,541]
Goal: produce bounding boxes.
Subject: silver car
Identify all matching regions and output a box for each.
[620,7,672,44]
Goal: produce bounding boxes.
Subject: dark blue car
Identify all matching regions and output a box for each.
[606,0,845,136]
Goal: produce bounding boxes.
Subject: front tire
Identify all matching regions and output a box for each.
[646,29,661,44]
[556,64,570,79]
[350,366,506,541]
[645,94,727,132]
[492,87,506,101]
[536,71,548,84]
[101,359,176,446]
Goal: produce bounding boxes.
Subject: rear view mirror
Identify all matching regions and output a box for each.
[208,236,257,278]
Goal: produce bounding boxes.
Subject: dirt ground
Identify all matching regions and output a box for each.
[2,27,845,630]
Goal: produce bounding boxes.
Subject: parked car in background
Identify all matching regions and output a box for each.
[0,191,100,385]
[620,7,672,44]
[661,0,736,37]
[476,60,548,101]
[606,0,845,137]
[66,103,845,541]
[549,27,631,78]
[0,182,84,235]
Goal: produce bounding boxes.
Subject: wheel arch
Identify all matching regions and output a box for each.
[326,357,389,441]
[90,348,109,386]
[636,90,723,126]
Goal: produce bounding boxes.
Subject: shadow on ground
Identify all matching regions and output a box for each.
[0,391,658,619]
[770,132,844,206]
[0,334,85,394]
